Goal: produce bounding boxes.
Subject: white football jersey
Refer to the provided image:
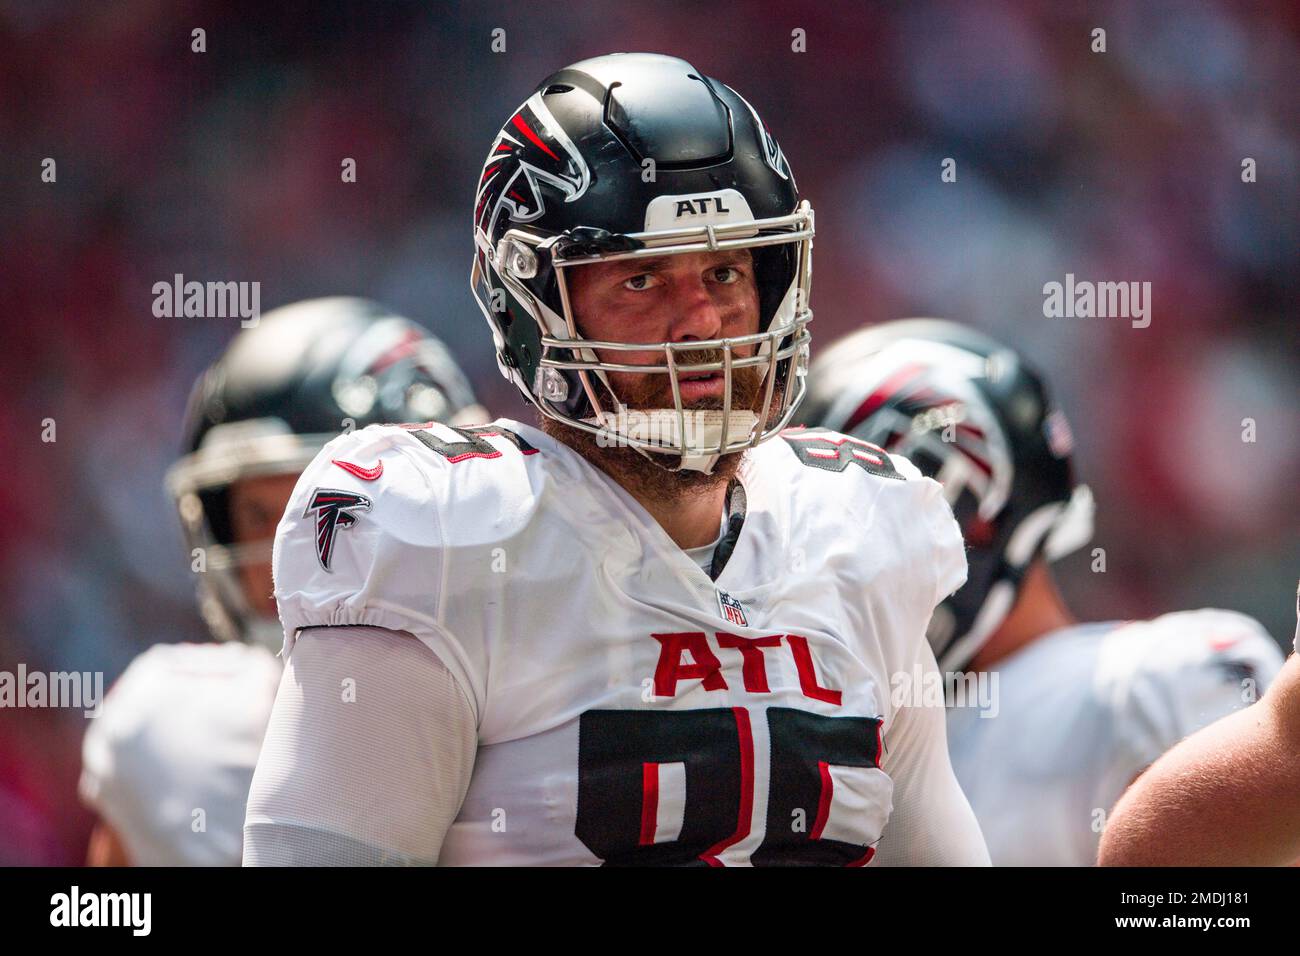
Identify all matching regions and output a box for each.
[946,609,1284,866]
[79,641,281,865]
[272,419,976,866]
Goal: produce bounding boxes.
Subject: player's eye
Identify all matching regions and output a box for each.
[622,273,660,292]
[712,265,743,284]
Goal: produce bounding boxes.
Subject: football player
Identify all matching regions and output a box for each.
[794,318,1285,866]
[79,297,484,865]
[1099,589,1300,866]
[243,53,990,866]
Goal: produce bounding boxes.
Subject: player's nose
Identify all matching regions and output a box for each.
[666,273,724,344]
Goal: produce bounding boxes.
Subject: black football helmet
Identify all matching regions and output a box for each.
[795,319,1094,671]
[165,297,486,648]
[471,52,814,473]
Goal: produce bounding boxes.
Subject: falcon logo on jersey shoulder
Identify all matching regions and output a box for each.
[474,90,591,240]
[303,489,372,572]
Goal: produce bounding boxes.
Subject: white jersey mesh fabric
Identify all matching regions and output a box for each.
[243,624,476,866]
[79,641,281,866]
[871,637,991,866]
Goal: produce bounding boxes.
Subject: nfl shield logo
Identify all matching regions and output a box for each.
[717,589,748,628]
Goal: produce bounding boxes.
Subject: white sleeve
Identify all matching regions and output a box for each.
[80,643,280,867]
[243,624,476,866]
[271,425,487,724]
[872,639,990,866]
[79,662,146,837]
[887,452,968,607]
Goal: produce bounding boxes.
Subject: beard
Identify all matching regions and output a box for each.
[539,348,783,503]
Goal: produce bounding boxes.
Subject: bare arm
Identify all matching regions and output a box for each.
[1099,653,1300,866]
[85,820,132,867]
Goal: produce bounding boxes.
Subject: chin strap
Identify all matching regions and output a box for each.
[588,407,761,475]
[936,486,1096,672]
[708,479,748,580]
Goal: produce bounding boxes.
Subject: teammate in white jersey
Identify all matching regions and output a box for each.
[244,53,990,866]
[795,319,1285,866]
[79,298,484,865]
[1100,589,1300,866]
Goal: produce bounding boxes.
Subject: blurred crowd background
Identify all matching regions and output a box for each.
[1,1,1296,863]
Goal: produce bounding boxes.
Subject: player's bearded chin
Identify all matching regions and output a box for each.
[541,347,777,497]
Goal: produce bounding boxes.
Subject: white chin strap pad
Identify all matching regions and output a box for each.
[587,408,760,475]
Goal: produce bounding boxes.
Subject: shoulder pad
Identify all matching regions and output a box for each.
[1126,609,1283,678]
[1103,610,1285,767]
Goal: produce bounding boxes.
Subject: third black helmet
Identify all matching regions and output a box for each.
[795,319,1094,671]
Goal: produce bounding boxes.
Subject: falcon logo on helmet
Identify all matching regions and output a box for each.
[724,83,794,185]
[838,354,1014,520]
[474,91,591,240]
